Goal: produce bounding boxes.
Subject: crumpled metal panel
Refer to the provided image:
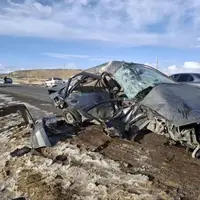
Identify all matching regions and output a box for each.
[86,61,125,75]
[141,83,200,127]
[30,118,52,149]
[0,104,34,125]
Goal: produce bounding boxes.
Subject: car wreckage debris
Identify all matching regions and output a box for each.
[0,104,34,126]
[46,61,200,158]
[12,197,26,200]
[30,116,77,149]
[30,118,52,149]
[10,146,32,157]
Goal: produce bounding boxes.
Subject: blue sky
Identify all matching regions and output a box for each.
[1,0,200,75]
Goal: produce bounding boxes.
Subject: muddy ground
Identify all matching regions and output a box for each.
[73,125,200,200]
[0,93,200,200]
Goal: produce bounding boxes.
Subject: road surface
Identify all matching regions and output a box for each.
[0,84,61,116]
[0,84,50,102]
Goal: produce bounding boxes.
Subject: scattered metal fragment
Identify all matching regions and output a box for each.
[12,197,26,200]
[94,140,112,152]
[52,155,69,165]
[192,144,200,158]
[0,104,34,126]
[10,146,31,157]
[30,116,76,149]
[30,118,52,149]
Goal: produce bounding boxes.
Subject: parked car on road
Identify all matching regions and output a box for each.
[169,73,200,88]
[44,77,64,87]
[4,77,13,84]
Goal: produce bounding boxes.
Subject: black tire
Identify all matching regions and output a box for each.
[63,108,82,126]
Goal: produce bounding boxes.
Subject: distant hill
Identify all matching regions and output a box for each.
[0,68,82,85]
[9,68,82,79]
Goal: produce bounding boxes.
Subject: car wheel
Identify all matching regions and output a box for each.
[63,108,82,126]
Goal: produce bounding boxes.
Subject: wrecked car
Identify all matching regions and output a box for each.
[46,60,200,158]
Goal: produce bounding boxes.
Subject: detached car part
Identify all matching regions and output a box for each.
[48,61,200,158]
[0,104,53,149]
[30,118,52,149]
[0,104,34,125]
[30,116,77,149]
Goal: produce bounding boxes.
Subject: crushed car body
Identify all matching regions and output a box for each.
[37,60,200,158]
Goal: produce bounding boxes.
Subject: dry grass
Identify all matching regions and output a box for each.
[0,69,82,85]
[10,69,82,79]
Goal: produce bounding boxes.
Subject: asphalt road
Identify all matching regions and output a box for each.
[0,84,62,116]
[0,84,51,102]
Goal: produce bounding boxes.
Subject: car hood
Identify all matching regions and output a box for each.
[141,83,200,127]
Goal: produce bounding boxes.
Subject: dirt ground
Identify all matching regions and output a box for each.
[0,96,200,199]
[72,125,200,200]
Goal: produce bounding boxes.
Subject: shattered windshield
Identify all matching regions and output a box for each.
[113,63,174,99]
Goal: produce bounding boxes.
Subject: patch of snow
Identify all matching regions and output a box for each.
[0,94,13,102]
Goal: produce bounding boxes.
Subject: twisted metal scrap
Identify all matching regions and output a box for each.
[0,104,34,126]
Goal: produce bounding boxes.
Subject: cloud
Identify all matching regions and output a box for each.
[43,53,90,59]
[183,61,200,69]
[0,63,11,73]
[43,52,112,61]
[89,57,110,61]
[0,63,6,70]
[168,65,178,71]
[166,62,200,75]
[0,0,200,47]
[0,63,24,73]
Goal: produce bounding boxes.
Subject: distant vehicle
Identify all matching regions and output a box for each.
[169,73,200,87]
[44,77,64,87]
[4,77,13,84]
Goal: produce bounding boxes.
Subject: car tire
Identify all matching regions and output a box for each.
[63,108,82,126]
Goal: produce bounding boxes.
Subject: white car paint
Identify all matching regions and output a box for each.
[44,77,64,87]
